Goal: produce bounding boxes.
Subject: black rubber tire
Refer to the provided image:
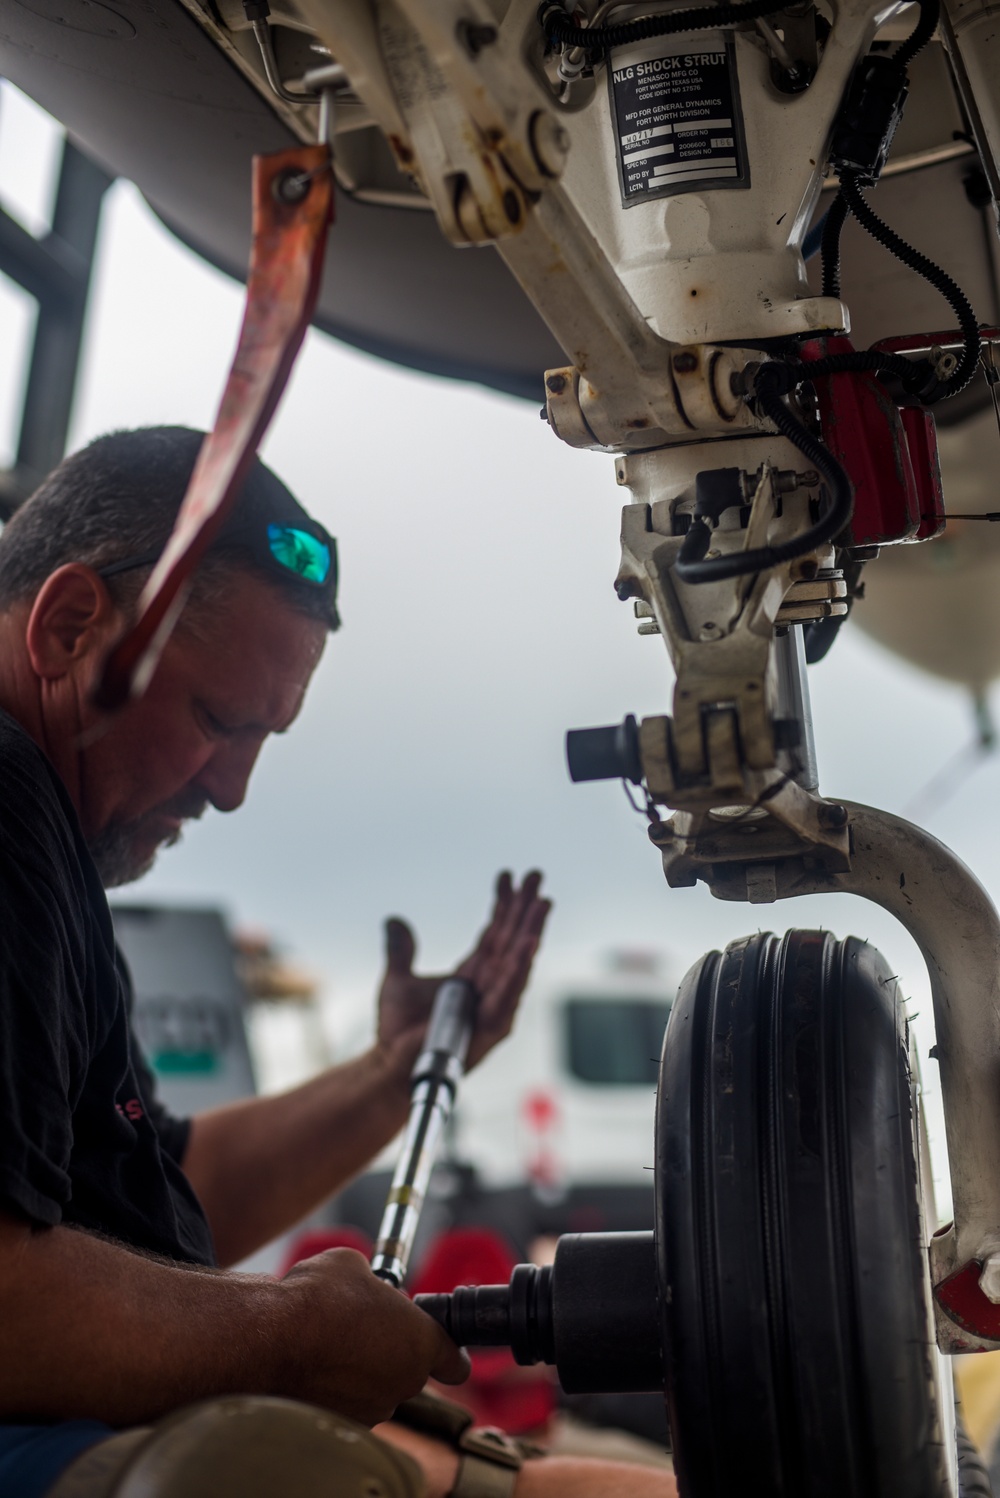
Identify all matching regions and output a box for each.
[655,930,954,1498]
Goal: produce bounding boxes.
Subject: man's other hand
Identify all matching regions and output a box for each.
[377,871,551,1079]
[278,1248,469,1425]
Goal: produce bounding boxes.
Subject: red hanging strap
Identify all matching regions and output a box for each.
[94,143,333,711]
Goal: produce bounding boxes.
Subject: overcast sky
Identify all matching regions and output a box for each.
[3,80,1000,1201]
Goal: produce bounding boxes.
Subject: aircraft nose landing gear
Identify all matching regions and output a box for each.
[418,928,987,1497]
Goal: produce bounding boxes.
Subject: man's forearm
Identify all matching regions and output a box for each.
[183,1045,410,1266]
[0,1209,467,1428]
[0,1214,286,1425]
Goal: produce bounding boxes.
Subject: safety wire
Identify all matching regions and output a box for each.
[622,776,660,824]
[983,340,1000,445]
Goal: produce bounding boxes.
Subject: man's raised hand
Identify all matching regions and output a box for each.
[376,871,551,1079]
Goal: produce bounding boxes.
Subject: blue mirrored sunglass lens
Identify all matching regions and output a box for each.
[267,524,331,584]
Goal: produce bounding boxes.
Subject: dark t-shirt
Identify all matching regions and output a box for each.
[0,709,216,1266]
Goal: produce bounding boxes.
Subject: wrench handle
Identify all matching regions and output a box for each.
[371,979,478,1288]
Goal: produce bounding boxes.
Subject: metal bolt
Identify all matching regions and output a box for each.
[648,822,674,843]
[933,347,959,379]
[546,373,567,395]
[732,361,760,399]
[273,169,310,204]
[453,178,487,242]
[673,351,698,374]
[817,802,849,829]
[456,19,498,54]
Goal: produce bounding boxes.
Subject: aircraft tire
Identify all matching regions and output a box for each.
[655,929,958,1498]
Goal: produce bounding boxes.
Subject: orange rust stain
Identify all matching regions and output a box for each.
[389,134,415,168]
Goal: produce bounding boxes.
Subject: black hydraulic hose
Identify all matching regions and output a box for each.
[839,171,981,396]
[540,0,938,60]
[539,0,788,53]
[673,370,854,584]
[820,190,848,299]
[893,0,940,72]
[797,347,937,394]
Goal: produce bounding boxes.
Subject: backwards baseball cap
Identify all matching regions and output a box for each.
[97,440,339,630]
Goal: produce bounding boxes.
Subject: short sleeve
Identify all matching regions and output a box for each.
[0,747,89,1225]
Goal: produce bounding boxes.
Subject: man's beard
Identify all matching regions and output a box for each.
[87,796,208,888]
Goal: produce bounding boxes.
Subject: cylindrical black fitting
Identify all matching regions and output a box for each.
[415,1231,663,1395]
[415,1264,554,1364]
[549,1231,662,1393]
[566,715,642,786]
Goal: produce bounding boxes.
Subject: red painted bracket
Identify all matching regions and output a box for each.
[935,1259,1000,1344]
[94,143,334,711]
[800,334,920,549]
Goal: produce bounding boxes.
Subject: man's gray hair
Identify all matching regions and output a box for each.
[0,426,339,631]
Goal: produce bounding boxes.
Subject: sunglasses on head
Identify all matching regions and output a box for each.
[97,520,338,596]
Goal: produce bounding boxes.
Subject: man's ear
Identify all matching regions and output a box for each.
[25,565,122,681]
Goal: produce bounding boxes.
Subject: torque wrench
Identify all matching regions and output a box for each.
[371,978,478,1287]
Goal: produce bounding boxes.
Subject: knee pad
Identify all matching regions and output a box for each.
[48,1397,425,1498]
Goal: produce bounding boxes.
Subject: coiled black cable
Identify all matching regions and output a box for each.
[838,170,981,396]
[794,347,937,395]
[893,0,939,72]
[540,0,936,60]
[539,0,787,53]
[673,367,854,583]
[820,191,849,299]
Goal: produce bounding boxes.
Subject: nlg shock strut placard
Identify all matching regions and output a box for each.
[608,33,750,205]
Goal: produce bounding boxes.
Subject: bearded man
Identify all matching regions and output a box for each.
[0,428,675,1498]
